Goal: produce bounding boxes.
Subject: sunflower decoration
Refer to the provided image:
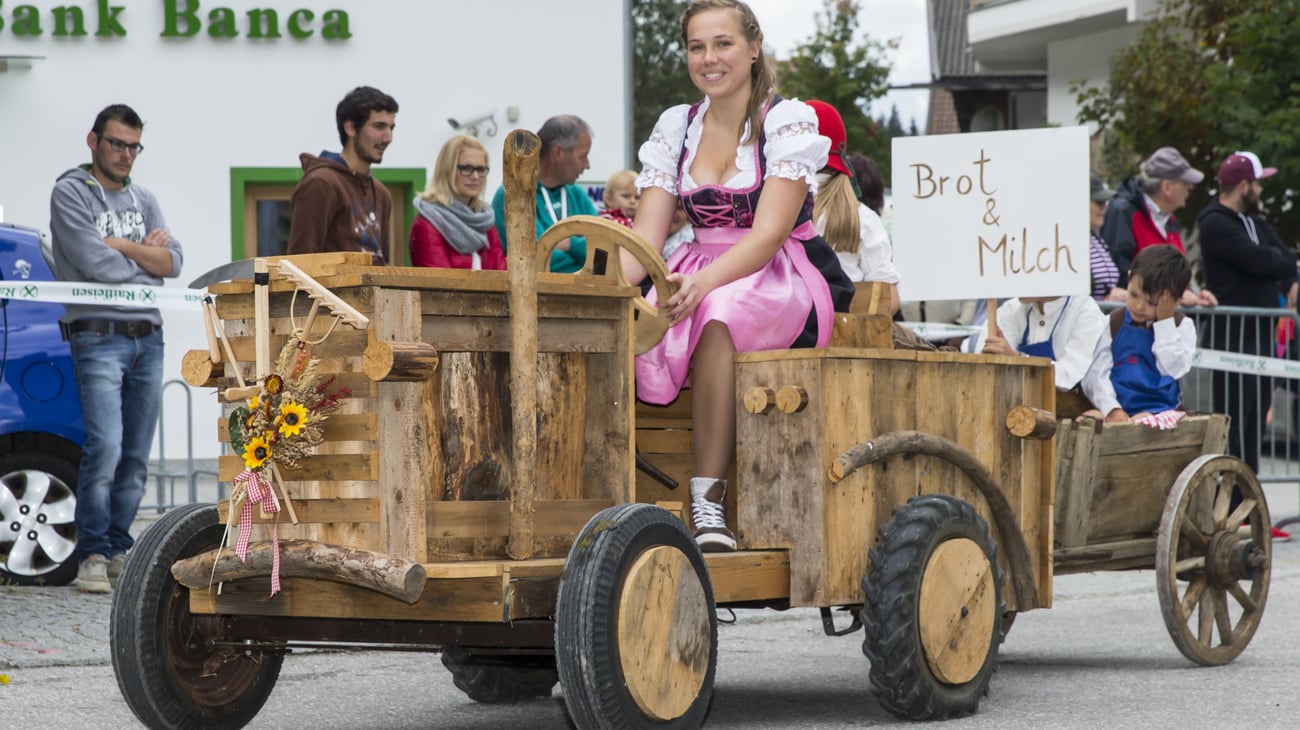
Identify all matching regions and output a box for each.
[230,334,350,476]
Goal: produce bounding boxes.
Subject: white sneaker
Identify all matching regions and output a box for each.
[690,478,736,552]
[107,554,127,589]
[76,554,111,594]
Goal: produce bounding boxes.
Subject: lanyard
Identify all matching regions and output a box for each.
[539,185,567,227]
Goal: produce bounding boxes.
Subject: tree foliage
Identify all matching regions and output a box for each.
[631,0,695,152]
[775,0,895,180]
[1075,0,1300,244]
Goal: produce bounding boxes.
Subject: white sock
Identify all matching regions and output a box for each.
[690,477,720,501]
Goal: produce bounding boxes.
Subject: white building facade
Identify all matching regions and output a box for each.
[0,0,632,458]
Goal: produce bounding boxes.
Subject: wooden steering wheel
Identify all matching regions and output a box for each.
[536,216,678,355]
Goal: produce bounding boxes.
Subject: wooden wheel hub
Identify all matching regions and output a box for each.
[616,545,711,720]
[918,537,996,685]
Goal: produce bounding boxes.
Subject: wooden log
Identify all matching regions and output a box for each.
[363,339,440,381]
[440,352,511,501]
[170,539,428,604]
[504,129,542,560]
[829,430,1038,611]
[776,385,810,414]
[743,386,776,415]
[1005,405,1057,440]
[181,349,219,387]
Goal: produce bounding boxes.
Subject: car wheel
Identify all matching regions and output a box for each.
[0,438,81,586]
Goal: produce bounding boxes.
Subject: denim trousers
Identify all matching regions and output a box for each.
[69,329,164,560]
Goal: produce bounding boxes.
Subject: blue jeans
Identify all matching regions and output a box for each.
[69,329,164,560]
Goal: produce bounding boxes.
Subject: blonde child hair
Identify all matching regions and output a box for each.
[603,169,637,209]
[814,172,861,254]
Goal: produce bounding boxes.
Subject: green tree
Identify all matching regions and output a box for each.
[775,0,894,178]
[631,0,695,153]
[1075,0,1300,244]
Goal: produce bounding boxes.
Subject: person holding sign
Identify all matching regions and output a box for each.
[806,100,901,314]
[620,0,851,552]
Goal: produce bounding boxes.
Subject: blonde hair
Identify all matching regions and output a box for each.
[814,172,860,254]
[681,0,774,145]
[419,134,489,211]
[603,169,637,206]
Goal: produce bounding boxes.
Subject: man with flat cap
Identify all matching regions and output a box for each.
[1198,152,1297,517]
[1102,147,1214,308]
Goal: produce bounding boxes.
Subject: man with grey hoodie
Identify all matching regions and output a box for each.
[49,104,183,593]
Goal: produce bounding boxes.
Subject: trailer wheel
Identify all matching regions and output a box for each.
[112,503,283,729]
[441,651,558,703]
[556,503,716,729]
[1156,454,1271,666]
[862,494,1004,720]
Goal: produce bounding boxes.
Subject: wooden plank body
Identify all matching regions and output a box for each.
[1052,414,1230,574]
[209,263,639,576]
[730,348,1056,612]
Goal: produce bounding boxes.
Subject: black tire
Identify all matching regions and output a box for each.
[862,494,1005,721]
[0,436,81,586]
[556,503,717,729]
[111,503,283,729]
[441,651,559,703]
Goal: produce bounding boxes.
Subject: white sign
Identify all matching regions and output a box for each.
[891,126,1090,301]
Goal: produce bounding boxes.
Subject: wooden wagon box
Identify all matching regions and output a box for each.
[730,348,1056,612]
[204,255,643,568]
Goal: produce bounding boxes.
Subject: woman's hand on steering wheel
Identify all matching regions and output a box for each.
[664,271,711,324]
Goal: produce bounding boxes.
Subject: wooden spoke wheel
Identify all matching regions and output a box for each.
[555,503,716,729]
[1156,454,1271,666]
[536,217,677,354]
[111,504,283,729]
[862,494,1004,721]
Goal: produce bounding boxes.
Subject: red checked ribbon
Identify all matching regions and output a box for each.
[234,468,281,596]
[1132,410,1187,431]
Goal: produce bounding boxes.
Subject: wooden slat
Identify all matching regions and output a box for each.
[217,413,377,443]
[1096,417,1211,457]
[1200,414,1229,454]
[1053,420,1100,549]
[706,550,791,604]
[427,499,614,539]
[217,498,378,525]
[1053,537,1156,571]
[219,453,377,482]
[536,353,587,500]
[421,316,617,353]
[188,575,508,623]
[636,429,694,454]
[373,288,432,563]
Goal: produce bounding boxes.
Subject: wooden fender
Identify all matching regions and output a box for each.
[170,539,427,604]
[830,430,1038,610]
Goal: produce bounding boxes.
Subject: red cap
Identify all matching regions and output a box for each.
[807,99,852,177]
[1218,151,1277,188]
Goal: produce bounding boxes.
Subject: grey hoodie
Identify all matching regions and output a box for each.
[49,165,184,324]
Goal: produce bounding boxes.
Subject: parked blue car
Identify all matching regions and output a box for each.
[0,222,85,585]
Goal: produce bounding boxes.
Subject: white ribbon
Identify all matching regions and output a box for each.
[0,280,203,310]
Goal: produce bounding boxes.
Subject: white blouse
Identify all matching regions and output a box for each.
[635,97,829,198]
[819,200,901,285]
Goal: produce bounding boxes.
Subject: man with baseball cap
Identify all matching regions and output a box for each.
[1101,147,1212,302]
[1198,151,1297,530]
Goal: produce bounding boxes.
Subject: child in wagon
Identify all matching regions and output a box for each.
[974,294,1112,418]
[1082,245,1197,428]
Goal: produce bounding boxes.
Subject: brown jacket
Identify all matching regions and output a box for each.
[287,152,391,263]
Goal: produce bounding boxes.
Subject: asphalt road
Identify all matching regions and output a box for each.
[3,539,1299,729]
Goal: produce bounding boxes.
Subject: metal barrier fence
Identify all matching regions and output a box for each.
[148,379,223,513]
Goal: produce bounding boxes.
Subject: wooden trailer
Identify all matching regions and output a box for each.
[1049,414,1270,665]
[107,130,1267,729]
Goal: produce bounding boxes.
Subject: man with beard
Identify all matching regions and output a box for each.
[288,86,398,264]
[1198,152,1297,537]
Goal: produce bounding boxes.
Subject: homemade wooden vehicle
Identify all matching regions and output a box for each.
[1048,414,1270,665]
[108,131,1268,729]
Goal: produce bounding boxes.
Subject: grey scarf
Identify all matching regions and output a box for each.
[415,197,495,255]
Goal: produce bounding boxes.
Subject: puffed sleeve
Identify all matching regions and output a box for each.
[762,100,829,191]
[636,104,692,197]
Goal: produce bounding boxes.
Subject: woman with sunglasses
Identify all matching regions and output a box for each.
[409,134,505,270]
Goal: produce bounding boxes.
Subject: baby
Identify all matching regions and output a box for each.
[599,169,639,229]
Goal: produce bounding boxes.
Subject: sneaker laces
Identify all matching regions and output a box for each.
[693,498,726,529]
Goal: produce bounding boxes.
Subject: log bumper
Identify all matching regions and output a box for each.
[171,540,428,604]
[829,430,1039,610]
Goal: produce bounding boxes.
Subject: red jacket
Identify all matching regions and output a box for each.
[408,216,506,270]
[1100,176,1184,286]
